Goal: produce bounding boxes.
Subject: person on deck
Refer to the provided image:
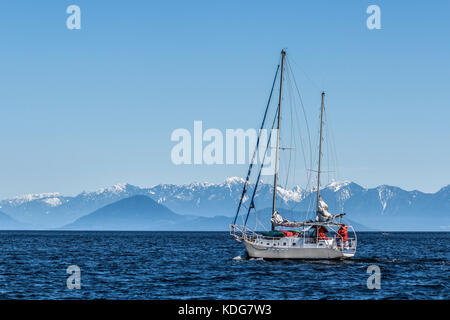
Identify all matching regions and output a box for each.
[337,225,349,249]
[317,226,327,240]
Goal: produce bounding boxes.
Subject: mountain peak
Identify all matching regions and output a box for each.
[224,177,245,184]
[8,192,62,205]
[326,180,351,191]
[95,183,130,194]
[187,181,213,188]
[111,194,159,205]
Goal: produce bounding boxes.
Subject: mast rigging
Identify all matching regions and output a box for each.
[271,50,286,230]
[316,91,325,212]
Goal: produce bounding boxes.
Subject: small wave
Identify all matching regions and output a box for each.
[232,255,244,261]
[353,257,399,264]
[249,257,265,261]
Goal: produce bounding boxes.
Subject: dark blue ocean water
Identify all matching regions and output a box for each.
[0,231,448,299]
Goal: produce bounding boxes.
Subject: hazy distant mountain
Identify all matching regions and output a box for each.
[0,210,29,230]
[63,195,179,230]
[0,184,149,228]
[0,177,303,228]
[0,178,449,230]
[62,197,373,231]
[63,195,234,231]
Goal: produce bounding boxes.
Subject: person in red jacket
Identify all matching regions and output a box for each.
[337,225,348,249]
[317,226,327,240]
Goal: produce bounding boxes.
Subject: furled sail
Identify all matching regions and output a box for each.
[316,195,345,222]
[316,195,333,222]
[271,211,284,225]
[271,211,307,227]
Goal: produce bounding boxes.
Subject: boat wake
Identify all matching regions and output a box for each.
[232,254,265,262]
[249,257,265,261]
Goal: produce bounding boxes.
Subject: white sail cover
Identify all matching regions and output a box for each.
[316,196,333,222]
[271,211,306,227]
[271,212,284,224]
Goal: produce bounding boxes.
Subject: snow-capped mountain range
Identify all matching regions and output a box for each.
[0,177,449,230]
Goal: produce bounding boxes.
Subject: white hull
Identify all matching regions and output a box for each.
[244,239,355,260]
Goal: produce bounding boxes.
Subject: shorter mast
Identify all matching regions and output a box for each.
[316,92,325,212]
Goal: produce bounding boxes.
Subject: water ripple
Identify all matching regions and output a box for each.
[0,231,448,299]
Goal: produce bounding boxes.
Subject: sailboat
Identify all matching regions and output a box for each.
[230,50,357,259]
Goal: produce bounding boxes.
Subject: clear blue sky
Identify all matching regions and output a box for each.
[0,1,449,198]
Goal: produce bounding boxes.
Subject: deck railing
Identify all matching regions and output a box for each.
[230,224,357,252]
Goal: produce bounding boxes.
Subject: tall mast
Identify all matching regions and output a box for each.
[271,50,286,230]
[316,91,325,211]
